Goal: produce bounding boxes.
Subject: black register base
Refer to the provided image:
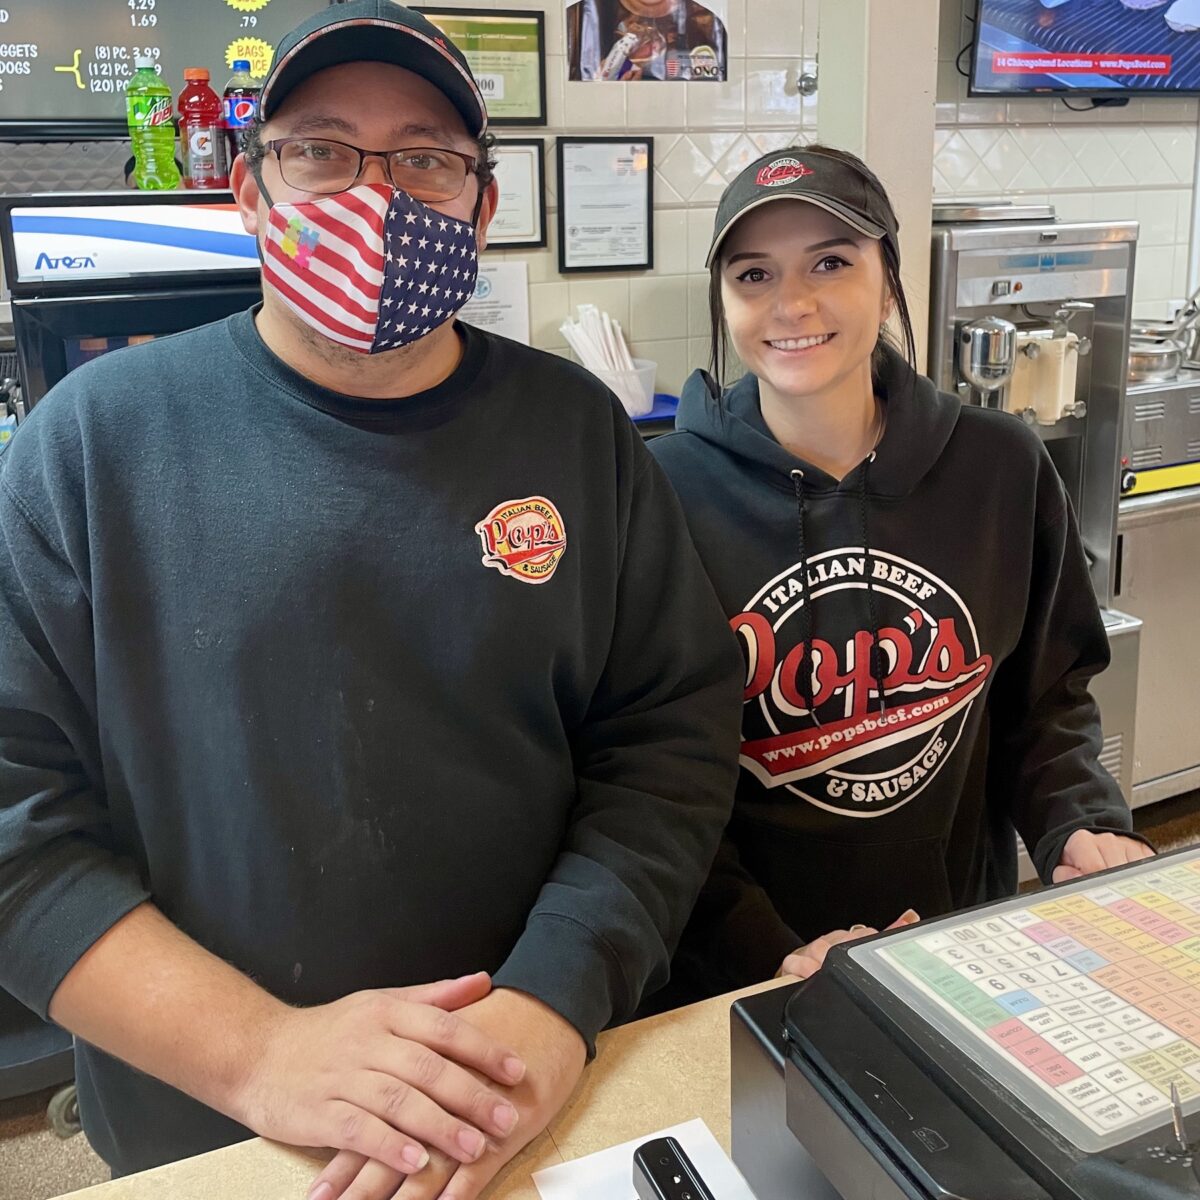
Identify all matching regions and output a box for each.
[732,848,1200,1200]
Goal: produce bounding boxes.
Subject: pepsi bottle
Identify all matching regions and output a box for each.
[222,59,261,163]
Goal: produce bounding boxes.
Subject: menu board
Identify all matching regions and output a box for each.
[0,0,327,127]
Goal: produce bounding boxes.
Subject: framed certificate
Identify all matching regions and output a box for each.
[556,137,654,274]
[488,139,547,249]
[416,8,547,126]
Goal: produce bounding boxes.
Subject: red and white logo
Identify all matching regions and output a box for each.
[755,157,814,187]
[733,549,992,817]
[476,496,567,585]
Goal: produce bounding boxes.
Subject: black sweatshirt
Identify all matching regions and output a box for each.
[0,310,742,1174]
[648,347,1137,1001]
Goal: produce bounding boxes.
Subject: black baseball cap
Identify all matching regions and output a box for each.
[706,147,899,268]
[259,0,488,136]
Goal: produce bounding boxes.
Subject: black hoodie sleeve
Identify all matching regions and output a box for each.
[493,430,745,1045]
[987,456,1142,883]
[651,832,803,1004]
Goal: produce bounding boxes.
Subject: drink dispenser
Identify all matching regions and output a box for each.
[957,315,1017,405]
[1008,303,1093,426]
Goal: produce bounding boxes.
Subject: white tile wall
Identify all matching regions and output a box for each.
[432,0,817,394]
[936,0,1198,317]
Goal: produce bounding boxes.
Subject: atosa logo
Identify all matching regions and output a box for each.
[34,251,97,271]
[755,157,814,187]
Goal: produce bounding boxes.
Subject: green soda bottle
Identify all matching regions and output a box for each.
[126,56,181,190]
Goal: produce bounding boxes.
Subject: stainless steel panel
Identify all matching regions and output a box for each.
[958,269,1129,309]
[932,201,1056,224]
[1133,765,1200,810]
[1120,374,1200,494]
[1091,610,1141,803]
[1121,482,1200,526]
[1114,506,1200,789]
[937,219,1139,253]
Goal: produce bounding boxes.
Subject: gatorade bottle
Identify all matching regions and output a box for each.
[178,67,229,189]
[126,57,181,191]
[222,59,261,163]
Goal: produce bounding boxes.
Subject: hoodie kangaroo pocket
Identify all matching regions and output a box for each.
[735,822,955,946]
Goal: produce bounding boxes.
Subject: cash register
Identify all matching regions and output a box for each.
[731,848,1200,1200]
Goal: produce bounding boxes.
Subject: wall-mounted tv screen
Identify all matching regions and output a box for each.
[0,0,327,139]
[972,0,1200,96]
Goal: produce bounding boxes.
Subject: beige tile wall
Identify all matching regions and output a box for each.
[936,0,1198,318]
[442,0,818,394]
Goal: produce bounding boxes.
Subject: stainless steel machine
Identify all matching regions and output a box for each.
[929,202,1142,822]
[1122,369,1200,501]
[1116,364,1200,808]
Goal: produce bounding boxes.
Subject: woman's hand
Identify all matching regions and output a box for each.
[1052,830,1154,883]
[778,909,919,980]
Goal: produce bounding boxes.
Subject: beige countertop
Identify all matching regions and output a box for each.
[65,979,789,1200]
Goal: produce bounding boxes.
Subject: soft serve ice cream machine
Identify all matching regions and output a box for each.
[928,203,1141,806]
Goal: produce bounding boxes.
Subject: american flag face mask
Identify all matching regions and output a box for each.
[259,181,479,354]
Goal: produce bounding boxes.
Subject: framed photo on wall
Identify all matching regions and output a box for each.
[416,8,547,126]
[489,139,547,249]
[565,0,729,82]
[556,136,654,274]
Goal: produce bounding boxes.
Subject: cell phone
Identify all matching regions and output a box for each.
[632,1136,717,1200]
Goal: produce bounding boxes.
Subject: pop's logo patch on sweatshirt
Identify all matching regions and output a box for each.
[732,548,993,818]
[475,496,567,585]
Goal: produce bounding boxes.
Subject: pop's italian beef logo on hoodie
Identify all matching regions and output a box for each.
[733,548,992,818]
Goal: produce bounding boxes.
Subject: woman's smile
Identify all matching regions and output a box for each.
[765,333,837,355]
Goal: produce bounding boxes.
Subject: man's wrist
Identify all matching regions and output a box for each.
[494,986,585,1031]
[214,988,294,1122]
[482,987,587,1061]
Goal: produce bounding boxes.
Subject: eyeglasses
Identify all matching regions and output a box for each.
[262,137,479,201]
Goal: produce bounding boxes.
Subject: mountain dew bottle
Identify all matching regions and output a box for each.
[126,57,180,190]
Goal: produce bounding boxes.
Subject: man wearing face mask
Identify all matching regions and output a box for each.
[0,4,742,1199]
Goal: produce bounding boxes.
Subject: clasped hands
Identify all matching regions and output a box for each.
[229,973,585,1200]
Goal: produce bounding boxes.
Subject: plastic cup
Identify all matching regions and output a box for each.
[590,358,657,418]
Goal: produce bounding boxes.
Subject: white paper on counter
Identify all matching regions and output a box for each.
[532,1117,757,1200]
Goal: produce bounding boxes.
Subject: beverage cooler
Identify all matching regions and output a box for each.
[0,188,258,1119]
[0,189,261,408]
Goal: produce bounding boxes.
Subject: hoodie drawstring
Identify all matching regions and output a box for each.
[859,451,888,715]
[792,456,888,724]
[790,469,822,729]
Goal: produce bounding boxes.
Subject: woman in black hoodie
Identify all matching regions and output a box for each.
[649,145,1152,1001]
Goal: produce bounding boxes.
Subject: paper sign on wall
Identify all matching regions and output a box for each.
[460,262,530,345]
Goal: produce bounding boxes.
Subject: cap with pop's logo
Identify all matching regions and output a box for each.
[706,147,900,268]
[259,0,488,137]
